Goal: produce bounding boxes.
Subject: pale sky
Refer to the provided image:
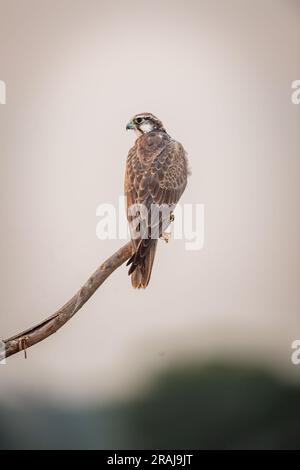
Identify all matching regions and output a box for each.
[0,0,299,404]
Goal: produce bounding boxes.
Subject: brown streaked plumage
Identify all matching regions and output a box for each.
[125,113,189,288]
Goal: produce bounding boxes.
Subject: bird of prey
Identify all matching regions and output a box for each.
[125,113,189,288]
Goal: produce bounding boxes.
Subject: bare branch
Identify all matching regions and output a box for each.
[1,241,134,361]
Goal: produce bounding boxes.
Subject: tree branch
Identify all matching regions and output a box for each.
[1,241,134,361]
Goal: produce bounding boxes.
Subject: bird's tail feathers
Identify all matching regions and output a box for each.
[128,239,157,289]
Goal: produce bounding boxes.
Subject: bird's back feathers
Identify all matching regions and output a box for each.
[125,126,188,288]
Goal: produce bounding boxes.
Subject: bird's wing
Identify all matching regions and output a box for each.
[125,132,188,273]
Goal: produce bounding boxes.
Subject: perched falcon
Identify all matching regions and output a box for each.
[125,113,189,288]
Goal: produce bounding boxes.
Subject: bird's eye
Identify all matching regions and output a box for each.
[135,117,144,124]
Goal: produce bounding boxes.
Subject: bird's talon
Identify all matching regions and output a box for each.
[160,232,171,243]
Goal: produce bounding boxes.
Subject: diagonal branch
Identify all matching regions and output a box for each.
[1,241,134,361]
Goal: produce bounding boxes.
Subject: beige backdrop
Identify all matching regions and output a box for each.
[0,0,299,403]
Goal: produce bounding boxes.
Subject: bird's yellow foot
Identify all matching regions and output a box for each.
[160,232,171,243]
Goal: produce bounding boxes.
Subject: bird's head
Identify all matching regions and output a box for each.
[126,113,165,137]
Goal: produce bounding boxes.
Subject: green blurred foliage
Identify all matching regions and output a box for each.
[0,363,299,449]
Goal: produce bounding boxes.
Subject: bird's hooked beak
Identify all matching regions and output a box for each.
[126,120,135,130]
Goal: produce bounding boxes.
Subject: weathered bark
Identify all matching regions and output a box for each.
[1,241,134,361]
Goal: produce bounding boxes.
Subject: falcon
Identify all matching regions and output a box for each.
[125,113,189,288]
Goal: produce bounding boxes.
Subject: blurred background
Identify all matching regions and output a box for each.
[0,0,299,449]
